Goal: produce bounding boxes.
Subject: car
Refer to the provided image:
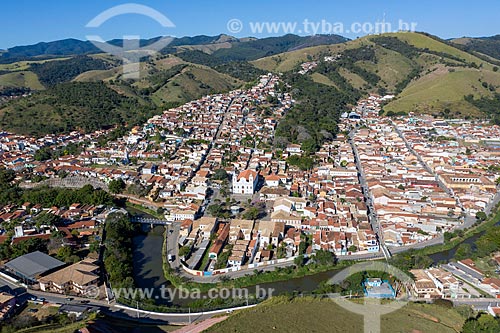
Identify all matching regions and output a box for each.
[169,229,174,234]
[226,309,234,314]
[80,300,90,304]
[168,254,175,262]
[65,297,74,301]
[28,308,38,313]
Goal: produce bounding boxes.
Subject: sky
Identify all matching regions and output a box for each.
[1,0,499,49]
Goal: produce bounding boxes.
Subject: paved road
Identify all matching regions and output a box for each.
[173,316,228,333]
[348,125,390,260]
[390,121,462,209]
[441,263,493,297]
[1,275,253,325]
[452,298,500,310]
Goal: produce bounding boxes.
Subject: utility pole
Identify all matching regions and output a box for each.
[136,300,139,318]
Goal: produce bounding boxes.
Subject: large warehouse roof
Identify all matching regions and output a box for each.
[4,251,65,280]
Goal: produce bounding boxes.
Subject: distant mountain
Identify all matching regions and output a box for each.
[4,32,499,138]
[450,35,500,60]
[0,34,348,64]
[206,34,348,61]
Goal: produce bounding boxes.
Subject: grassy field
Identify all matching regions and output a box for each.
[0,71,45,89]
[152,65,241,105]
[338,67,367,90]
[206,297,466,333]
[358,47,415,90]
[0,57,70,71]
[310,72,337,87]
[384,32,491,68]
[385,67,499,115]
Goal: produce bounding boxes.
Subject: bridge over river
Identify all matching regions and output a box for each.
[130,216,172,226]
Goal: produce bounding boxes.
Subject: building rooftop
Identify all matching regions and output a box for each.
[4,251,65,280]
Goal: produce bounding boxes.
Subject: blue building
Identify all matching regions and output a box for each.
[363,278,396,299]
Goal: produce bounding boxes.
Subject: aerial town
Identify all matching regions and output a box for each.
[1,71,500,327]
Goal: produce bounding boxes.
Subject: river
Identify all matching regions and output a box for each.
[129,208,498,306]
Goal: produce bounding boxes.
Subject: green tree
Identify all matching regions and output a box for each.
[313,249,337,266]
[179,245,191,258]
[462,313,500,333]
[476,211,487,222]
[108,178,126,194]
[294,254,305,267]
[455,243,472,260]
[212,169,228,181]
[242,207,260,220]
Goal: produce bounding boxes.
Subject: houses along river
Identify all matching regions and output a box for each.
[129,208,497,306]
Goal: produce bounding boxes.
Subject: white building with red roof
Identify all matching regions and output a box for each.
[232,169,259,194]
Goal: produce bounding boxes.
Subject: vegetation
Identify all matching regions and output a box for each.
[275,74,350,152]
[0,237,49,261]
[465,93,500,125]
[206,296,466,333]
[210,34,347,62]
[21,184,114,207]
[108,178,126,194]
[0,81,159,136]
[286,155,315,170]
[177,50,266,81]
[103,212,139,289]
[30,56,112,87]
[454,35,500,61]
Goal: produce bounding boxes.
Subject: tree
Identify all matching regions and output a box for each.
[313,249,337,266]
[277,243,287,259]
[242,207,260,220]
[455,243,472,260]
[212,168,228,181]
[348,245,357,252]
[108,178,126,194]
[179,245,191,258]
[462,313,500,333]
[57,246,75,263]
[294,254,305,267]
[476,211,487,222]
[34,212,60,228]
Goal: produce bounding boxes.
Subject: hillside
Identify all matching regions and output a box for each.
[254,32,500,117]
[0,81,158,136]
[2,32,500,137]
[451,35,500,60]
[207,297,466,333]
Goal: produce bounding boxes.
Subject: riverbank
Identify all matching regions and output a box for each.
[126,201,164,219]
[395,202,500,259]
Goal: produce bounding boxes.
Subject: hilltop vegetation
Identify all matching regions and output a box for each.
[0,81,158,136]
[452,35,500,61]
[275,74,353,152]
[1,32,500,137]
[30,55,113,87]
[253,32,500,118]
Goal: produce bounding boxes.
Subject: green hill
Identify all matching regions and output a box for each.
[451,35,500,61]
[253,32,500,117]
[0,81,157,136]
[2,32,500,138]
